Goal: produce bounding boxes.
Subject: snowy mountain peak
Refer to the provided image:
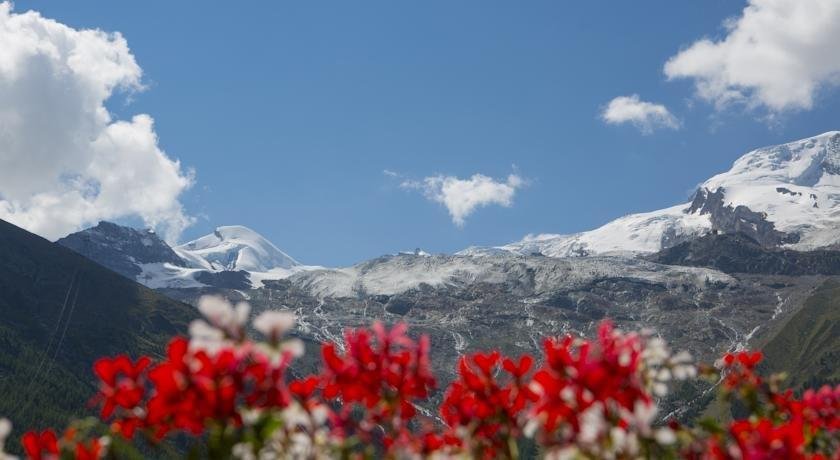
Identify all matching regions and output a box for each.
[474,131,840,258]
[176,225,300,272]
[695,131,840,249]
[704,131,840,190]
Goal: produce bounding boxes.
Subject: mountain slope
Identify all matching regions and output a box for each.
[0,218,196,432]
[59,224,317,290]
[701,131,840,249]
[56,221,186,280]
[759,279,840,390]
[650,233,840,275]
[473,131,840,258]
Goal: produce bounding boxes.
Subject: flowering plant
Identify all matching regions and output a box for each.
[1,296,837,459]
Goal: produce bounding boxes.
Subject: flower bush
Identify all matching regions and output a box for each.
[1,296,837,459]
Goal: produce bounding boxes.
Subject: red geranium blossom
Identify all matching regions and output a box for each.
[21,430,58,460]
[6,296,837,459]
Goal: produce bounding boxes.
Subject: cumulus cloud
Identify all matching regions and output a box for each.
[664,0,840,113]
[0,3,193,241]
[601,95,680,134]
[402,173,524,226]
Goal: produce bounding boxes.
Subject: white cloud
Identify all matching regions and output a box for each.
[0,3,193,241]
[664,0,840,113]
[402,173,524,226]
[601,95,680,134]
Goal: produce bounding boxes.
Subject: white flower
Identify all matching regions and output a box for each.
[618,351,632,367]
[197,295,250,338]
[655,427,677,445]
[610,426,627,450]
[288,432,313,458]
[653,381,669,397]
[672,363,697,380]
[281,404,311,429]
[310,405,330,426]
[0,419,10,442]
[671,350,693,364]
[232,442,256,460]
[577,403,606,445]
[544,447,579,460]
[0,418,17,460]
[189,296,253,353]
[656,368,672,382]
[188,318,227,353]
[253,310,296,341]
[280,338,305,358]
[630,400,658,433]
[642,337,669,366]
[239,408,263,426]
[610,426,641,457]
[523,417,542,438]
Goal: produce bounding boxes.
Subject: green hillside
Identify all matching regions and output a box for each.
[760,279,840,390]
[0,219,196,434]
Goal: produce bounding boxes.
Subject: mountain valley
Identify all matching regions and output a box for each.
[41,132,840,420]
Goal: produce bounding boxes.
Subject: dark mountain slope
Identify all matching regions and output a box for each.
[56,221,185,280]
[694,278,840,423]
[0,219,196,432]
[649,233,840,275]
[759,279,840,390]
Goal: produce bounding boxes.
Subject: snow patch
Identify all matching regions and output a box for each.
[177,225,300,272]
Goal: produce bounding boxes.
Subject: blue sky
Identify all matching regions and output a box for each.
[10,1,840,266]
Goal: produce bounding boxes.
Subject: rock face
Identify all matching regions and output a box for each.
[56,221,185,280]
[686,188,798,248]
[650,233,840,276]
[192,270,253,290]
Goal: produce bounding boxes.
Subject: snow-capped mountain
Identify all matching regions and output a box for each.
[175,225,300,272]
[60,223,317,289]
[59,131,840,292]
[466,131,840,258]
[173,225,319,288]
[701,131,840,248]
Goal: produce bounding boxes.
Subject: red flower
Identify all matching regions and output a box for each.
[721,351,763,390]
[74,438,103,460]
[93,355,151,418]
[145,338,249,437]
[440,351,535,457]
[802,385,840,432]
[21,429,59,460]
[289,376,320,400]
[729,418,807,460]
[319,322,435,445]
[529,321,650,446]
[11,317,840,459]
[242,350,294,410]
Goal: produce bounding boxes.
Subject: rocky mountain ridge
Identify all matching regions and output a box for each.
[56,221,186,280]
